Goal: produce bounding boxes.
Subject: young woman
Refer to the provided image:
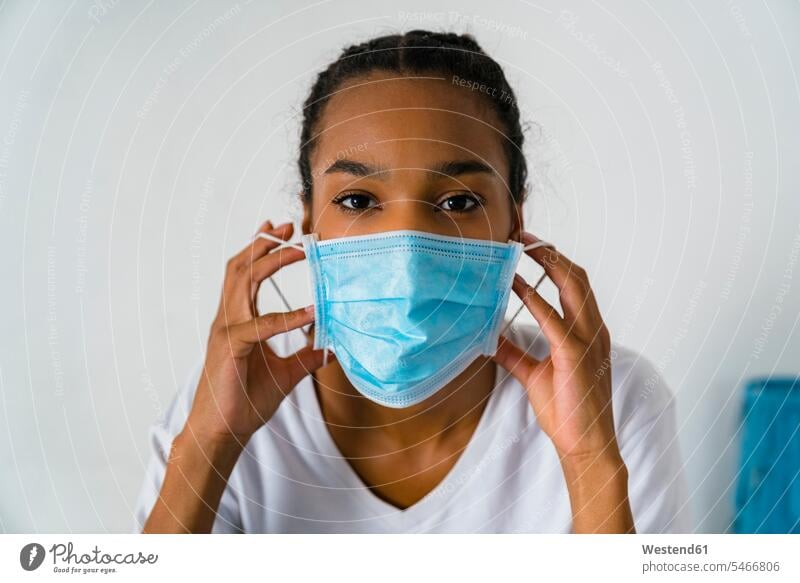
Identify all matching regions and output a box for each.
[134,30,691,534]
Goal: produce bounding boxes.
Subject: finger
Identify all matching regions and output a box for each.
[281,345,336,385]
[221,223,300,322]
[226,222,295,291]
[234,219,274,267]
[235,221,295,266]
[217,220,275,318]
[512,273,569,346]
[249,246,306,285]
[521,232,602,339]
[246,223,303,317]
[227,306,315,353]
[241,222,294,274]
[492,334,538,384]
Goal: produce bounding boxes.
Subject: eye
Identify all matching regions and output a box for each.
[332,192,379,213]
[437,192,484,213]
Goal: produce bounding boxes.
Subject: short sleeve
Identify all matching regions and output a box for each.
[612,347,694,533]
[130,363,243,533]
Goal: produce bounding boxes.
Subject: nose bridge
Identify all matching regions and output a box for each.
[385,195,437,232]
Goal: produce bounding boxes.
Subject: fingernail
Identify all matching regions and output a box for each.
[304,304,315,314]
[254,220,272,235]
[513,273,527,287]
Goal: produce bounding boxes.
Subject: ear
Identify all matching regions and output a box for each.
[509,193,525,242]
[301,192,312,235]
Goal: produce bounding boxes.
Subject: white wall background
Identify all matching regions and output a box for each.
[0,0,798,533]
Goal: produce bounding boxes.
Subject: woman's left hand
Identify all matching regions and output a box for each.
[493,231,619,463]
[493,232,635,532]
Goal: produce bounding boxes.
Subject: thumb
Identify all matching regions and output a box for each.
[283,345,336,385]
[492,335,537,385]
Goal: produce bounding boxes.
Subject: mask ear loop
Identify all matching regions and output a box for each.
[252,231,318,345]
[500,240,556,339]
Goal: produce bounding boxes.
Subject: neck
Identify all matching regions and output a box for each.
[311,345,497,449]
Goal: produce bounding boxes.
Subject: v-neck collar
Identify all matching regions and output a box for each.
[299,351,507,530]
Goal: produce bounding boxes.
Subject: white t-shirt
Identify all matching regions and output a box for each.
[131,322,692,533]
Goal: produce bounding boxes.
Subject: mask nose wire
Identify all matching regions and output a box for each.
[252,232,315,338]
[499,239,556,339]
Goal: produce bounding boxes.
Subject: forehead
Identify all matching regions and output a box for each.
[310,71,509,172]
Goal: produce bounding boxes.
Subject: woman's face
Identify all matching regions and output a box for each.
[301,71,523,243]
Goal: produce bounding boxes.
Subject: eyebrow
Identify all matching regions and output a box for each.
[323,158,495,180]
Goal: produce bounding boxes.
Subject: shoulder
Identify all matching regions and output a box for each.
[152,361,203,441]
[507,323,690,532]
[181,327,317,430]
[156,326,311,440]
[607,343,676,440]
[503,322,676,438]
[606,344,691,532]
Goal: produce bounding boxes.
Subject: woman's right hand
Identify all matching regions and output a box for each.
[184,220,331,445]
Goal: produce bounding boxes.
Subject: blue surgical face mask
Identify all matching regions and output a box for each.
[258,228,552,408]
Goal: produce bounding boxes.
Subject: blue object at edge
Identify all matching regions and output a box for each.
[733,376,800,533]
